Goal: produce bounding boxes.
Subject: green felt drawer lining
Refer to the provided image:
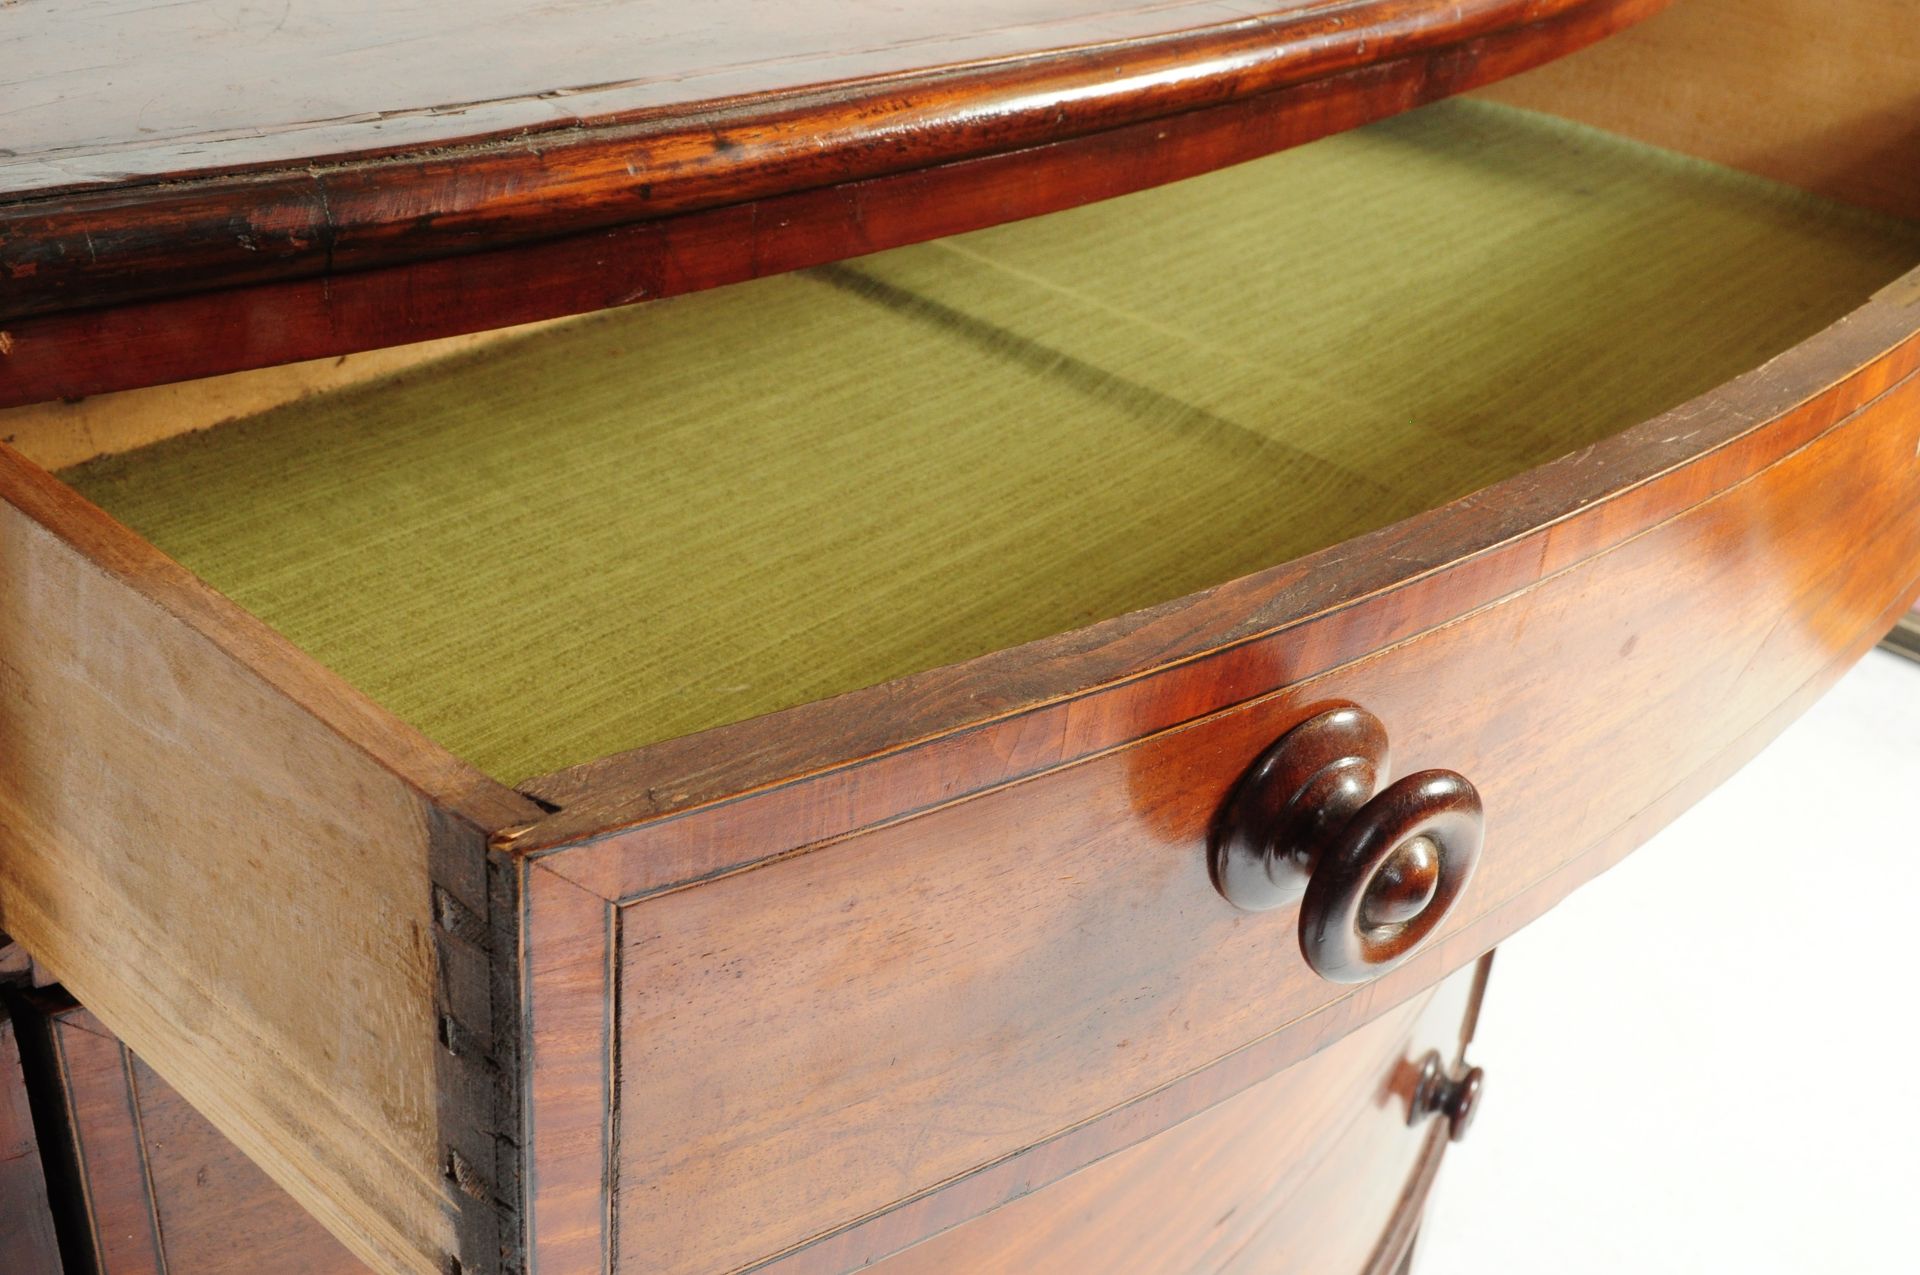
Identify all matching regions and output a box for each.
[65,99,1920,784]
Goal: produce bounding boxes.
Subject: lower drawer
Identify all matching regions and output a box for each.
[874,956,1490,1275]
[4,958,1487,1275]
[29,999,366,1275]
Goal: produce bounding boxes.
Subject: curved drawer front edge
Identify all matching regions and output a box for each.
[511,293,1920,1272]
[0,0,1671,405]
[0,0,1674,325]
[520,275,1920,861]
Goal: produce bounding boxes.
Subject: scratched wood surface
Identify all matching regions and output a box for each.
[0,0,1665,337]
[0,0,1666,407]
[2,0,1516,190]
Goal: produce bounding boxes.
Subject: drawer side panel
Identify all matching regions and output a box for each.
[0,447,540,1275]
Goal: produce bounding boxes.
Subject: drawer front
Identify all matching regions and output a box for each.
[873,956,1487,1275]
[518,305,1920,1273]
[38,1003,367,1275]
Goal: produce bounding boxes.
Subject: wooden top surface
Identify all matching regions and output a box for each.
[10,0,1390,192]
[0,0,1640,319]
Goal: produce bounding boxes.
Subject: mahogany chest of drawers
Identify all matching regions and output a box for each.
[1,1,1916,1271]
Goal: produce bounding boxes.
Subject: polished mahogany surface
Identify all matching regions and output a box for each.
[506,278,1920,1274]
[873,958,1488,1275]
[0,0,1665,348]
[3,0,1619,192]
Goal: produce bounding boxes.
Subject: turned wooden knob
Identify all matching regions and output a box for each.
[1209,705,1483,983]
[1361,834,1440,926]
[1410,1050,1484,1143]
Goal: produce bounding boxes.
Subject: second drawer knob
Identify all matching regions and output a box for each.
[1210,705,1483,983]
[1411,1050,1485,1143]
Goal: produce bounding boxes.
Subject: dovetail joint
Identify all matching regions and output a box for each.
[439,1012,480,1060]
[433,884,493,951]
[446,1149,493,1203]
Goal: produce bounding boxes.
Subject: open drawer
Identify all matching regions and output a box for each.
[3,54,1919,1275]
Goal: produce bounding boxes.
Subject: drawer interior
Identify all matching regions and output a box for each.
[58,98,1920,784]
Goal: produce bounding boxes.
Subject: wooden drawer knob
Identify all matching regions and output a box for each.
[1209,705,1483,983]
[1411,1050,1484,1143]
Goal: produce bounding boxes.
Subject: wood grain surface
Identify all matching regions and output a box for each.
[0,0,1663,321]
[0,1009,62,1275]
[38,1002,368,1275]
[873,958,1484,1274]
[510,274,1920,1271]
[0,0,1665,404]
[1477,0,1920,220]
[42,1004,161,1274]
[722,603,1919,1272]
[0,319,563,472]
[1,0,1599,193]
[0,444,543,1275]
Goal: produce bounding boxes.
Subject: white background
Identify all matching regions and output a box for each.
[1421,647,1920,1274]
